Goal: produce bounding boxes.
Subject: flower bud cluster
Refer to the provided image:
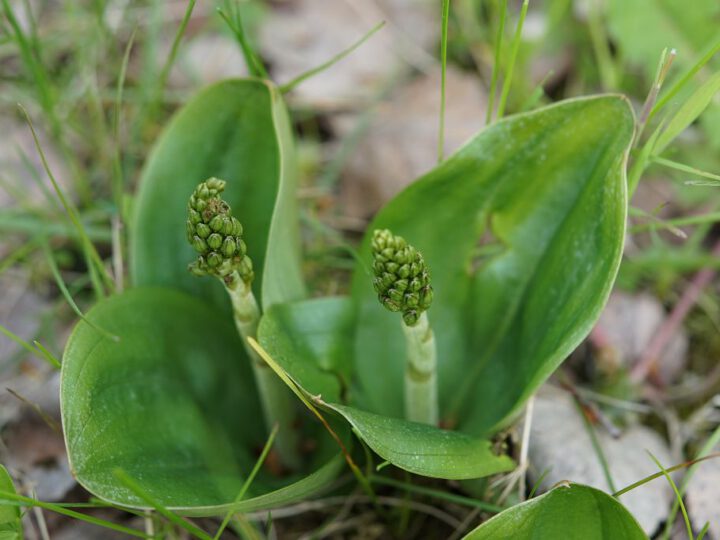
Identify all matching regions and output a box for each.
[371,229,433,326]
[186,178,253,283]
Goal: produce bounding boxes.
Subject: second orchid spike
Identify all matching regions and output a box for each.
[186,177,254,284]
[371,229,433,326]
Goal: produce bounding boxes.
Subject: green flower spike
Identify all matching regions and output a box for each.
[187,177,254,285]
[371,229,433,326]
[186,178,301,470]
[371,229,438,426]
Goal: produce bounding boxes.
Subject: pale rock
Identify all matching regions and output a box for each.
[0,271,48,372]
[686,442,720,539]
[172,34,248,86]
[259,0,437,107]
[528,387,674,535]
[333,67,486,219]
[594,291,688,383]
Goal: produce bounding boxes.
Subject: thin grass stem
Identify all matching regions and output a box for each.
[646,451,692,540]
[214,424,279,540]
[0,490,149,538]
[486,0,507,125]
[114,470,212,540]
[496,0,528,120]
[41,242,119,343]
[661,426,720,539]
[19,105,114,296]
[651,37,720,120]
[218,2,268,79]
[437,0,450,162]
[572,396,616,493]
[280,22,385,94]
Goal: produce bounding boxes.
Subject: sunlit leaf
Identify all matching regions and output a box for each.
[351,96,634,435]
[61,288,343,515]
[463,483,646,539]
[259,298,514,480]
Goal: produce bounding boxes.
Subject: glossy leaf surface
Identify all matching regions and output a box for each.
[61,288,342,515]
[351,96,634,434]
[130,79,305,311]
[259,298,514,480]
[463,483,647,540]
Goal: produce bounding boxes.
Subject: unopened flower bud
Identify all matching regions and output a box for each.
[371,229,433,326]
[186,178,254,284]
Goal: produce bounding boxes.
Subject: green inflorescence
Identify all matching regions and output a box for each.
[186,177,254,284]
[371,229,433,326]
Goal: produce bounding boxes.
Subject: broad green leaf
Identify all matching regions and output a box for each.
[0,466,22,540]
[130,79,305,312]
[258,298,514,480]
[653,71,720,155]
[326,404,514,479]
[61,287,343,515]
[351,96,634,435]
[463,483,646,540]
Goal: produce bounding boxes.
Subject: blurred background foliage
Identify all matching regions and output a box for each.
[2,0,720,538]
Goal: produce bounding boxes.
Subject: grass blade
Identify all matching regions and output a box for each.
[155,0,196,107]
[112,29,136,210]
[247,337,375,501]
[437,0,450,163]
[636,48,676,144]
[0,324,60,369]
[19,105,114,297]
[587,0,617,90]
[1,0,56,136]
[646,451,692,540]
[519,70,553,112]
[486,0,507,125]
[113,470,212,540]
[654,156,720,184]
[653,70,720,155]
[213,424,279,540]
[572,395,616,493]
[218,1,268,79]
[630,214,709,236]
[662,425,720,539]
[280,21,385,94]
[369,475,505,513]
[0,490,148,538]
[613,452,720,497]
[628,117,665,197]
[496,0,529,120]
[32,340,61,369]
[0,211,111,243]
[651,36,720,120]
[41,242,119,343]
[0,237,40,275]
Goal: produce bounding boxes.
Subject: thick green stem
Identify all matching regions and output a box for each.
[224,272,301,470]
[402,312,438,426]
